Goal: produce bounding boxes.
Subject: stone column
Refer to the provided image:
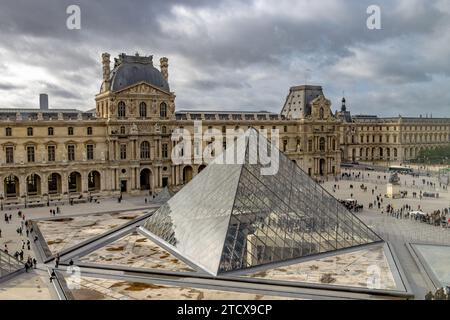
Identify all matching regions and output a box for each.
[61,172,68,194]
[130,168,135,191]
[81,171,88,193]
[41,173,48,195]
[19,175,27,197]
[0,175,4,198]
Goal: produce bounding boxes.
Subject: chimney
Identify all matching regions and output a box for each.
[102,52,111,81]
[160,57,168,81]
[39,93,49,110]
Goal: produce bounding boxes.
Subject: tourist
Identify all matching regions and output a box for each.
[55,253,60,268]
[49,270,56,283]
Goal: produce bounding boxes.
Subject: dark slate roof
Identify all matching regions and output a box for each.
[110,54,170,93]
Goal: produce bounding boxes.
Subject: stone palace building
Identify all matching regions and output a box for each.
[0,52,448,207]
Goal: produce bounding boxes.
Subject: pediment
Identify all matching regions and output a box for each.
[114,82,171,96]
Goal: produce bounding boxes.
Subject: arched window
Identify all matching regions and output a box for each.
[139,102,147,118]
[48,127,54,136]
[319,137,326,151]
[27,127,33,136]
[160,102,167,118]
[140,141,150,159]
[68,127,74,135]
[319,107,324,119]
[118,101,126,118]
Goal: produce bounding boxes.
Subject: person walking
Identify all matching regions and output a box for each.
[55,253,60,268]
[49,270,56,283]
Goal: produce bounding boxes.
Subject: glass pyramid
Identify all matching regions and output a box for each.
[142,128,382,276]
[153,187,175,203]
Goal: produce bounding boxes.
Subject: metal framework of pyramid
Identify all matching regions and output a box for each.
[142,128,382,276]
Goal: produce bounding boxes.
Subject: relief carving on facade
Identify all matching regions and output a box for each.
[109,102,116,115]
[129,100,136,115]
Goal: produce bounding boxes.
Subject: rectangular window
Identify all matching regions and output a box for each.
[5,146,14,164]
[47,145,56,162]
[86,144,94,160]
[120,144,127,160]
[27,146,35,162]
[162,143,168,159]
[68,145,75,161]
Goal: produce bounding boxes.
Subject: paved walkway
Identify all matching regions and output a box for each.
[0,194,155,299]
[322,169,450,299]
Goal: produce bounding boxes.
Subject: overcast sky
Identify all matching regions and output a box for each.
[0,0,449,117]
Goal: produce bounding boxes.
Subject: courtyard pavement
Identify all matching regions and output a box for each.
[0,194,157,299]
[322,168,450,298]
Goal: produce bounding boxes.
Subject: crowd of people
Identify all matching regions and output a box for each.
[383,203,450,227]
[330,169,450,232]
[1,210,39,273]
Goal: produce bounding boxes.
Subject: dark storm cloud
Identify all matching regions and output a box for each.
[43,83,80,100]
[191,79,252,91]
[0,0,449,116]
[0,83,24,90]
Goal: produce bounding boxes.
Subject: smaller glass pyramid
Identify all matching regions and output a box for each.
[142,128,382,276]
[153,187,175,203]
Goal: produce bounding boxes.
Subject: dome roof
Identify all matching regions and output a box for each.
[109,54,170,92]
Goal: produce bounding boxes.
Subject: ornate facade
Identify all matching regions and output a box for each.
[337,98,450,164]
[0,52,448,208]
